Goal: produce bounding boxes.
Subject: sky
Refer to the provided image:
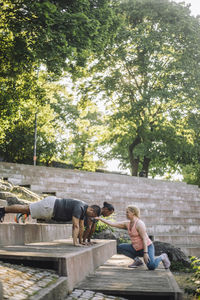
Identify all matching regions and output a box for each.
[106,0,200,174]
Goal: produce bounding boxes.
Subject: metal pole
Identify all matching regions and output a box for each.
[33,68,39,166]
[33,111,37,166]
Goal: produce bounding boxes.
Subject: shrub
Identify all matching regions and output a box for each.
[189,256,200,297]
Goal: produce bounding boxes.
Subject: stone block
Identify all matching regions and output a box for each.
[0,223,72,246]
[0,199,7,206]
[0,281,3,300]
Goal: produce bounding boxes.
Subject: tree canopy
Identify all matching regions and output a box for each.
[83,0,200,177]
[1,0,200,184]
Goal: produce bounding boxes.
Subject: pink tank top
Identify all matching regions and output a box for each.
[128,219,152,251]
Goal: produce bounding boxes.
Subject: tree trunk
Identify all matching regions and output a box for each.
[142,156,151,177]
[131,157,140,176]
[129,136,141,176]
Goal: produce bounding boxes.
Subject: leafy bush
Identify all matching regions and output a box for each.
[188,256,200,297]
[95,220,110,233]
[95,216,116,233]
[170,261,192,272]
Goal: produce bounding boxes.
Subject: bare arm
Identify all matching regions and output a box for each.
[95,217,128,230]
[72,216,80,246]
[83,218,93,242]
[87,222,96,242]
[78,219,84,244]
[137,220,150,264]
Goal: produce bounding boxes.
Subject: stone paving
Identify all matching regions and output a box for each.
[65,289,127,300]
[0,261,127,300]
[0,261,59,300]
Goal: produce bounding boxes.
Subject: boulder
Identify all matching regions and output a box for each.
[93,229,118,240]
[154,241,191,266]
[0,191,24,205]
[0,180,13,192]
[11,186,40,201]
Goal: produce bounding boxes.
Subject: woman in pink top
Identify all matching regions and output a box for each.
[95,205,170,270]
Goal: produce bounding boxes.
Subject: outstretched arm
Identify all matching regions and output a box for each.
[95,217,127,230]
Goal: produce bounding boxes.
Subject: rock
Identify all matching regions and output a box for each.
[0,180,13,192]
[154,241,191,266]
[0,191,25,205]
[11,186,40,201]
[93,229,117,240]
[0,180,41,206]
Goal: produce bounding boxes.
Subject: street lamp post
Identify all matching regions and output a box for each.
[33,111,37,166]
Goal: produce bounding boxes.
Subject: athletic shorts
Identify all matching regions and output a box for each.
[29,196,57,220]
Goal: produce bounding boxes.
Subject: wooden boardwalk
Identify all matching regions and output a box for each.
[76,255,183,300]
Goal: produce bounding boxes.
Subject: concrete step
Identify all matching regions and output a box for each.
[153,234,200,250]
[148,224,200,234]
[140,208,200,218]
[0,239,116,291]
[142,216,200,225]
[130,201,200,211]
[76,254,183,300]
[0,223,72,246]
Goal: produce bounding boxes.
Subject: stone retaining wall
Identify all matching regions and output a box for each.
[0,162,200,256]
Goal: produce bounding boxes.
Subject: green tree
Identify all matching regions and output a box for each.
[51,86,105,171]
[0,0,119,165]
[0,70,61,164]
[181,111,200,186]
[86,0,200,176]
[0,0,118,76]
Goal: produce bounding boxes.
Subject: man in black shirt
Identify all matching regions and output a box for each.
[0,197,101,246]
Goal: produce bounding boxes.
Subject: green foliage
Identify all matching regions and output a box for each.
[0,0,118,76]
[182,164,200,187]
[95,220,110,233]
[0,0,119,168]
[0,70,61,164]
[118,237,131,244]
[171,257,200,297]
[83,0,200,177]
[170,261,193,272]
[95,216,115,233]
[188,256,200,297]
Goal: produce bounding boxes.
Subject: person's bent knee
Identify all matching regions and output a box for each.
[117,244,122,253]
[117,244,125,253]
[147,262,156,270]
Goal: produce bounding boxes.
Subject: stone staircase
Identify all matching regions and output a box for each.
[0,162,199,257]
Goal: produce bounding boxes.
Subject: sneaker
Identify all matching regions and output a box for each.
[14,213,29,224]
[161,253,171,269]
[128,258,144,268]
[0,207,5,223]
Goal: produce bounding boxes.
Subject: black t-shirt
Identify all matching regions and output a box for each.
[53,198,88,222]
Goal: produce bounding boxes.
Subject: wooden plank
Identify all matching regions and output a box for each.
[76,255,183,300]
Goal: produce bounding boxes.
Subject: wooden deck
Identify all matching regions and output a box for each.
[76,255,183,300]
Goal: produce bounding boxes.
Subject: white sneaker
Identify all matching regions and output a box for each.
[161,253,171,269]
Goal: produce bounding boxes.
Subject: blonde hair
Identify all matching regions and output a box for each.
[127,205,140,218]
